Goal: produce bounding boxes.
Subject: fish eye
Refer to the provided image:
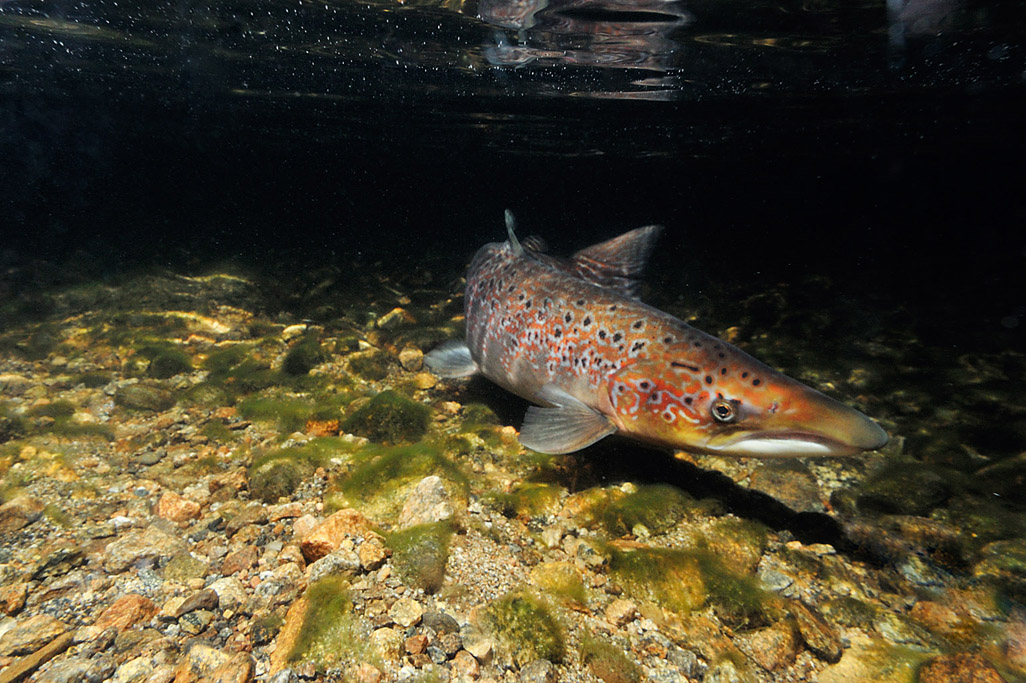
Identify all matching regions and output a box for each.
[711,398,737,423]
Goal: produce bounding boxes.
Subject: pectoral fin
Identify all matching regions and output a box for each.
[519,385,617,454]
[424,341,479,378]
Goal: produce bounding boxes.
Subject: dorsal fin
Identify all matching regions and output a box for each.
[504,209,524,257]
[571,224,663,299]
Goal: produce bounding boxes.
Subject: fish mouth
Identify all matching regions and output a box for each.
[705,421,889,458]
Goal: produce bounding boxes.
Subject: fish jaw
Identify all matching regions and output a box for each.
[607,361,888,458]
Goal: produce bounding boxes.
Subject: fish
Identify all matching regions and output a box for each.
[425,210,888,457]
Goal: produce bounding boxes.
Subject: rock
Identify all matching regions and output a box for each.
[0,497,44,534]
[818,632,923,683]
[789,601,842,663]
[32,656,91,683]
[368,627,404,665]
[104,525,186,573]
[461,627,494,662]
[0,614,68,656]
[77,594,156,641]
[307,547,362,583]
[0,631,73,683]
[398,476,454,529]
[175,588,219,617]
[604,599,638,627]
[376,308,415,330]
[173,642,230,682]
[748,462,826,513]
[300,509,379,563]
[282,324,308,341]
[422,611,460,635]
[225,505,268,536]
[292,514,319,540]
[115,384,175,412]
[179,609,215,635]
[0,583,28,616]
[269,596,308,674]
[519,660,556,683]
[389,597,424,628]
[451,650,480,679]
[209,652,255,683]
[163,552,209,583]
[341,390,431,444]
[398,346,424,372]
[410,372,437,390]
[358,538,388,571]
[917,652,1005,683]
[209,577,248,613]
[155,492,201,523]
[405,634,429,655]
[221,545,259,575]
[353,662,384,683]
[739,620,798,672]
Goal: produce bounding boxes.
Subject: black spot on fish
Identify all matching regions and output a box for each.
[753,379,762,386]
[612,332,623,343]
[742,372,749,378]
[609,305,618,311]
[583,316,592,326]
[718,352,726,359]
[565,312,573,323]
[639,381,650,390]
[576,299,585,306]
[632,320,644,330]
[525,299,532,309]
[598,330,607,340]
[518,293,525,301]
[720,368,727,375]
[695,342,702,348]
[671,361,699,372]
[684,397,693,404]
[705,376,713,384]
[664,336,674,344]
[553,328,562,338]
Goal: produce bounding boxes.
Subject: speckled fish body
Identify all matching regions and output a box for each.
[427,212,888,456]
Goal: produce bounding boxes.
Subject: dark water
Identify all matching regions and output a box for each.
[2,0,1026,498]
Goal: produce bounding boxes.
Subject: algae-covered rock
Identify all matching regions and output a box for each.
[250,458,313,503]
[283,577,367,669]
[342,390,430,443]
[115,383,175,412]
[387,521,453,593]
[484,592,565,667]
[529,562,587,606]
[146,348,192,379]
[347,349,392,381]
[856,463,955,516]
[609,547,706,615]
[579,634,642,683]
[283,336,324,376]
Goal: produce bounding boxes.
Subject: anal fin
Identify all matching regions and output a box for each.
[424,340,479,378]
[519,385,617,454]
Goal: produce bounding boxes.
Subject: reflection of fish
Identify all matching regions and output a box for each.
[427,211,888,456]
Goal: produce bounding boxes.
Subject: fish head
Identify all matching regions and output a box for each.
[607,354,888,458]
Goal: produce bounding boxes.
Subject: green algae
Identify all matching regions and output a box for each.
[609,545,773,624]
[238,396,316,433]
[341,390,430,444]
[199,420,237,443]
[249,438,354,503]
[283,335,325,376]
[594,484,695,536]
[856,461,964,516]
[579,634,642,683]
[115,383,176,412]
[487,483,564,519]
[288,577,367,669]
[140,345,193,379]
[348,349,392,381]
[71,371,113,388]
[335,441,467,506]
[27,401,75,420]
[529,561,588,606]
[387,521,453,593]
[485,591,565,666]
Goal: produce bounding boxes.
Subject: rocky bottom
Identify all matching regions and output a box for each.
[0,264,1024,683]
